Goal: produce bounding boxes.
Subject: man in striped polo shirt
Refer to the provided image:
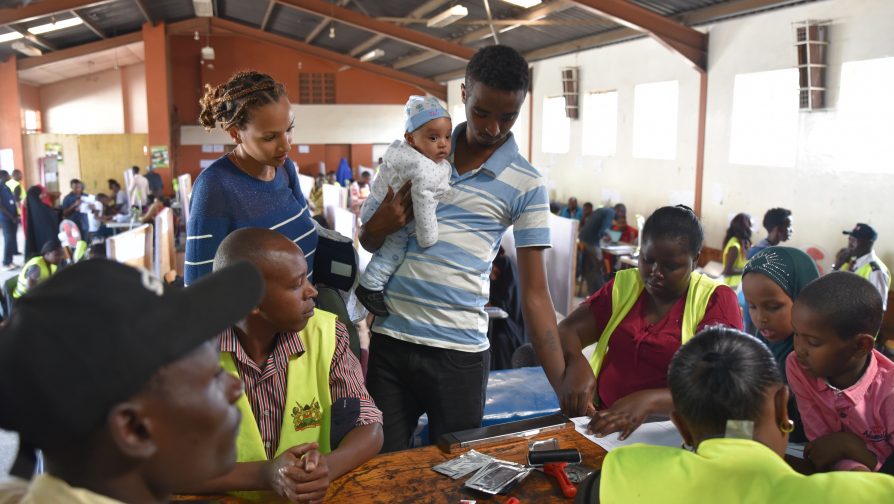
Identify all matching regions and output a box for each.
[360,45,565,452]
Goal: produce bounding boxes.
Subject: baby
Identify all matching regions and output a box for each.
[355,96,452,316]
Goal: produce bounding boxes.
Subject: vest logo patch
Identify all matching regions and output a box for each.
[291,398,323,431]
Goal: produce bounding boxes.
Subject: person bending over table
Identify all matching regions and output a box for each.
[558,205,743,438]
[578,327,894,503]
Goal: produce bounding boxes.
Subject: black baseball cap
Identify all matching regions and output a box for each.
[0,259,263,449]
[843,223,877,241]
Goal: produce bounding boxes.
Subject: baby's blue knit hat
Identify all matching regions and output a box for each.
[405,95,450,132]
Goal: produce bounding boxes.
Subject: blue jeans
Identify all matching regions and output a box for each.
[1,218,17,266]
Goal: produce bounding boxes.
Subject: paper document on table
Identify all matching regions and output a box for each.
[785,443,806,459]
[571,416,682,452]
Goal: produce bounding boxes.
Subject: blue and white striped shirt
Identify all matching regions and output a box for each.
[185,156,318,285]
[370,123,551,352]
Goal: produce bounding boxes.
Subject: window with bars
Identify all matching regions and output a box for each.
[298,73,335,104]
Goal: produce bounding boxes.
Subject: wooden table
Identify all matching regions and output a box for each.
[324,425,606,503]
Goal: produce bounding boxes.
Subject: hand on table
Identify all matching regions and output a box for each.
[558,354,597,417]
[587,389,663,440]
[267,443,331,503]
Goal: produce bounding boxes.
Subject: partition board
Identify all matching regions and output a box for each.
[153,208,175,277]
[106,224,153,269]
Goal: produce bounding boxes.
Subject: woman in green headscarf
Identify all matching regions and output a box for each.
[742,246,820,442]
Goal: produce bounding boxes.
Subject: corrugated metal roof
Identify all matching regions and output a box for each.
[267,6,324,41]
[1,0,819,84]
[78,0,146,37]
[218,0,267,27]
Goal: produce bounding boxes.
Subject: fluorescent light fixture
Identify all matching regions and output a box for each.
[359,48,385,62]
[427,5,468,28]
[193,0,214,17]
[501,0,542,7]
[0,32,24,44]
[28,17,83,35]
[12,41,42,57]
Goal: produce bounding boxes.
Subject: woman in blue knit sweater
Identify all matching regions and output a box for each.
[186,71,318,285]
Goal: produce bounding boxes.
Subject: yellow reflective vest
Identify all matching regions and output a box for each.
[842,256,892,293]
[588,269,721,385]
[722,237,747,288]
[600,438,894,503]
[13,256,57,299]
[220,310,337,500]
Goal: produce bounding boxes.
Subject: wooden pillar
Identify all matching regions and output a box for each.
[142,22,174,190]
[0,56,24,177]
[693,71,707,217]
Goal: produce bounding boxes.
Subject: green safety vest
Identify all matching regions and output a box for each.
[842,257,892,293]
[600,438,894,503]
[5,179,22,215]
[13,256,57,299]
[588,269,720,386]
[722,237,747,288]
[221,310,337,500]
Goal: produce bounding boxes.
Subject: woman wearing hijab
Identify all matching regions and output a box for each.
[741,246,820,442]
[23,185,60,260]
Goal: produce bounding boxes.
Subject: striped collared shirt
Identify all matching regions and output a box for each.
[217,321,381,459]
[364,123,551,352]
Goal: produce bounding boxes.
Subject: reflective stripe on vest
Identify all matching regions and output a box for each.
[853,261,892,292]
[588,269,720,385]
[13,257,57,299]
[221,310,337,500]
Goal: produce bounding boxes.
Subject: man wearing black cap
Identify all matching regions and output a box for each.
[0,259,264,503]
[834,223,891,311]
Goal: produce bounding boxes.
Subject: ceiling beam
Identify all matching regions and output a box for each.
[348,0,448,58]
[279,0,475,61]
[304,0,349,44]
[569,0,706,71]
[16,29,141,69]
[132,0,151,24]
[72,9,106,39]
[210,17,446,99]
[0,0,113,26]
[8,25,58,51]
[393,0,573,70]
[260,0,277,31]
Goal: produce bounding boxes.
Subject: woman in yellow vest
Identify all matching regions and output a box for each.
[583,327,894,503]
[721,212,752,288]
[12,238,65,299]
[558,206,742,438]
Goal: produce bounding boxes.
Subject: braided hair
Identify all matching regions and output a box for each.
[199,71,287,131]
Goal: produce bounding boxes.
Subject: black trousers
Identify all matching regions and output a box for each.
[366,333,489,452]
[1,218,17,266]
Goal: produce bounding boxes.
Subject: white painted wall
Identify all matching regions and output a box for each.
[40,63,147,135]
[701,0,894,270]
[458,0,894,270]
[180,104,407,145]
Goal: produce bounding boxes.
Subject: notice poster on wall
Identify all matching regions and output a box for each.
[150,145,169,169]
[45,142,63,163]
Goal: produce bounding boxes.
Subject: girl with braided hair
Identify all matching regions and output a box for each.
[186,71,318,285]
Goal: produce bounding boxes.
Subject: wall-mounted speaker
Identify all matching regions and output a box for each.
[795,20,829,110]
[561,67,579,119]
